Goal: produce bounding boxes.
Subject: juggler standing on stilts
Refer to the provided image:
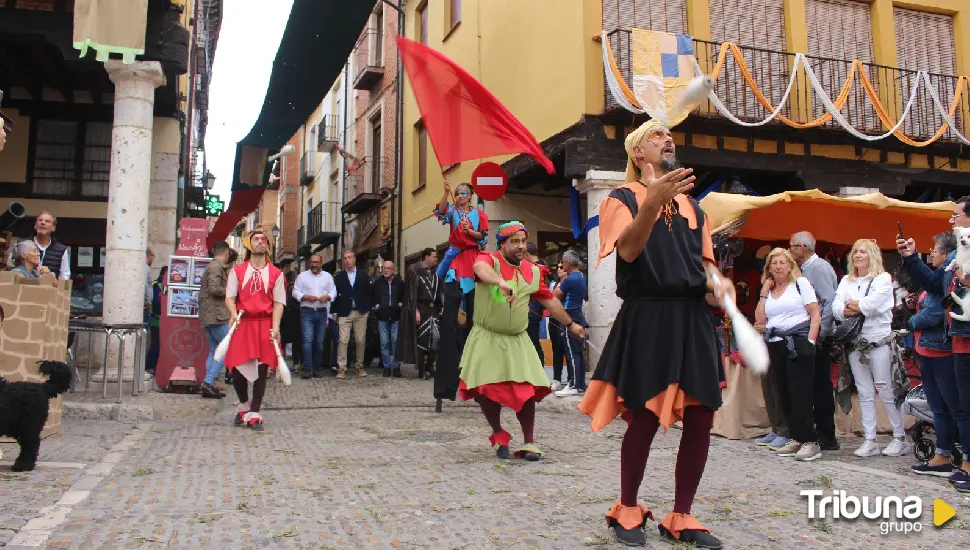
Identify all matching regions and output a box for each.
[459,222,585,460]
[578,120,733,548]
[223,229,287,431]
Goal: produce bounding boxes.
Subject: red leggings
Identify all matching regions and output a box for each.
[620,405,714,514]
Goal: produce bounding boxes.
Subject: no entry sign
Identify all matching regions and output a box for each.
[471,162,508,201]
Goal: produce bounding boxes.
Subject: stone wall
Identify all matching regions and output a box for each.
[0,272,71,438]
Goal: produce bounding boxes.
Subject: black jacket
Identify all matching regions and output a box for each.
[372,275,406,322]
[333,268,373,316]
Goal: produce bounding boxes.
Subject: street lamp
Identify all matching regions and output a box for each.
[271,225,280,239]
[204,171,216,191]
[267,144,296,163]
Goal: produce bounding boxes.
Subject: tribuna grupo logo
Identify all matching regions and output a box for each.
[800,490,923,535]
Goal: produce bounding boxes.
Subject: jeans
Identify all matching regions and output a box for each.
[378,319,400,369]
[920,354,970,459]
[203,324,230,385]
[300,308,328,372]
[564,308,588,391]
[768,337,817,444]
[146,326,160,374]
[847,345,906,440]
[550,320,567,384]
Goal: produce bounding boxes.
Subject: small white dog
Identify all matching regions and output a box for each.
[947,226,970,321]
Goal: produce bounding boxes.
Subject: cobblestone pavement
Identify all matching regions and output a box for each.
[3,371,970,549]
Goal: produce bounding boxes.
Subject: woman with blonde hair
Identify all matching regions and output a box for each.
[833,239,908,458]
[754,248,822,461]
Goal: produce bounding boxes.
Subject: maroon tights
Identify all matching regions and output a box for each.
[620,405,714,514]
[475,396,535,443]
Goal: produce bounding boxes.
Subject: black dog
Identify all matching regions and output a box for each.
[0,361,73,472]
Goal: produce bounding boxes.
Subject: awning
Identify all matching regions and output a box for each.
[700,189,955,250]
[207,0,375,248]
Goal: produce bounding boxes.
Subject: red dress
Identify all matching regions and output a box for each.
[224,263,282,371]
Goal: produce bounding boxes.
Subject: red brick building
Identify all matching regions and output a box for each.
[343,1,399,272]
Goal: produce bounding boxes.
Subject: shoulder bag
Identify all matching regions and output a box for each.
[831,279,875,344]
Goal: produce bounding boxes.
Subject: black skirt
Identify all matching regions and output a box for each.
[592,297,723,413]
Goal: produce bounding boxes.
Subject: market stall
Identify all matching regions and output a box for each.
[699,189,955,439]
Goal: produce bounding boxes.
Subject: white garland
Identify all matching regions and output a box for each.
[602,33,970,145]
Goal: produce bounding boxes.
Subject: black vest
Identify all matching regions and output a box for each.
[38,238,67,275]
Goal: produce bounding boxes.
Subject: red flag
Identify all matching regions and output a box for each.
[396,36,555,175]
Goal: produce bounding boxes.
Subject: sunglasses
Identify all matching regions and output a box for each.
[457,191,470,197]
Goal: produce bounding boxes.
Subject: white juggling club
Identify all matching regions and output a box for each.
[709,267,769,374]
[673,75,715,113]
[271,333,292,386]
[213,310,243,363]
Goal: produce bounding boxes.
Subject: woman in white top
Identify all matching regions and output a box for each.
[754,248,822,461]
[833,239,908,458]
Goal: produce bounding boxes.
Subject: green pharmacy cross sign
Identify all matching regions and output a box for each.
[205,195,225,216]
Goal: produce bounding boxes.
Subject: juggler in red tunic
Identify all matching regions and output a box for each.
[223,262,287,373]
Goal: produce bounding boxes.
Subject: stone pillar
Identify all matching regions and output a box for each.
[573,170,625,368]
[95,61,165,383]
[149,150,179,269]
[839,186,880,198]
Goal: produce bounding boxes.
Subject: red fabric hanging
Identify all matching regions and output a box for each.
[206,188,265,249]
[396,36,555,174]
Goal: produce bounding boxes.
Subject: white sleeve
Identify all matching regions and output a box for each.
[272,273,287,304]
[858,273,894,317]
[832,277,848,321]
[60,249,71,279]
[226,270,239,299]
[292,273,306,301]
[325,272,337,301]
[797,277,818,305]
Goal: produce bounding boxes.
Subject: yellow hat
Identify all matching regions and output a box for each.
[623,119,667,183]
[242,228,270,253]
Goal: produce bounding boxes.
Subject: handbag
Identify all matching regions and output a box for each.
[831,279,874,344]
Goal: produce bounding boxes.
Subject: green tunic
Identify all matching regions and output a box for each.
[459,253,551,390]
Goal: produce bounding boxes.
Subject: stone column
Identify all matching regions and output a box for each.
[94,61,165,383]
[149,150,179,269]
[573,170,625,368]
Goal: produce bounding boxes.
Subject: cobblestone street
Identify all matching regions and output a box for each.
[2,372,969,549]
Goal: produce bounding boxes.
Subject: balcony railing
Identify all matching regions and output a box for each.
[306,200,342,246]
[317,114,339,153]
[299,153,314,186]
[343,155,390,214]
[353,28,385,90]
[605,29,968,144]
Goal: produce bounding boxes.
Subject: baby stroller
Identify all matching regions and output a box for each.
[902,382,963,468]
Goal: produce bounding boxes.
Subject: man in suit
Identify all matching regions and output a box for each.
[333,250,373,378]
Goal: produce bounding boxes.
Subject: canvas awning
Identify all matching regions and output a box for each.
[207,0,376,248]
[700,189,955,250]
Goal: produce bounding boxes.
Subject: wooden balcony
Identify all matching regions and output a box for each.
[604,29,969,145]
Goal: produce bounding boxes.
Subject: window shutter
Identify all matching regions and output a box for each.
[709,0,788,121]
[894,8,957,139]
[806,0,875,132]
[602,0,687,33]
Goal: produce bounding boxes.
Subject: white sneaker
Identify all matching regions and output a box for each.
[854,440,881,457]
[555,387,579,397]
[550,381,562,391]
[882,438,912,457]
